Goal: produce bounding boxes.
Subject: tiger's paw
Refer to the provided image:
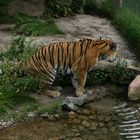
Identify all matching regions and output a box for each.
[85,89,93,95]
[76,88,85,97]
[45,90,61,98]
[49,86,62,92]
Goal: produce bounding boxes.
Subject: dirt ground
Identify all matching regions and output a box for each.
[0,14,136,64]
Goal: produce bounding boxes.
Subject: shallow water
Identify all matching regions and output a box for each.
[0,85,139,140]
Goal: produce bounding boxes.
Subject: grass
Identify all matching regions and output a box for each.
[113,9,140,57]
[85,0,140,60]
[0,36,39,113]
[37,101,61,115]
[14,18,64,36]
[0,11,64,36]
[0,36,62,120]
[123,0,140,15]
[13,13,64,36]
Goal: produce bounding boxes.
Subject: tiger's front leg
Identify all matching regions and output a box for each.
[72,71,87,97]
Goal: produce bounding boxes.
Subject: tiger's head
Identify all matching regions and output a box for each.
[98,40,118,63]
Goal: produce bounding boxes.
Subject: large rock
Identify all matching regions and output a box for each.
[61,93,96,111]
[8,0,45,17]
[128,75,140,100]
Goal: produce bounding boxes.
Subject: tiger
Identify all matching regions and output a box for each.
[19,38,117,97]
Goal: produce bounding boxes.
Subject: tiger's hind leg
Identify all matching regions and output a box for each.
[48,86,62,92]
[39,71,61,98]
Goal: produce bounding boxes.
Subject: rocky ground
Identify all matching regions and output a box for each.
[0,84,138,140]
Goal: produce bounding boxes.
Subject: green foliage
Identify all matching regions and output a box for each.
[37,101,61,115]
[13,14,64,36]
[87,69,109,85]
[54,60,135,86]
[86,0,140,59]
[45,0,72,17]
[113,9,140,57]
[0,8,13,23]
[0,0,14,23]
[19,19,64,36]
[84,0,99,15]
[110,60,135,83]
[0,36,35,61]
[12,103,38,122]
[98,0,117,18]
[0,0,11,6]
[123,0,140,15]
[0,36,38,113]
[84,0,118,18]
[87,60,135,86]
[0,61,38,113]
[71,0,85,14]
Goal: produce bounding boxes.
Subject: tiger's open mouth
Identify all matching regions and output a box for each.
[107,55,117,63]
[108,57,117,62]
[99,54,117,63]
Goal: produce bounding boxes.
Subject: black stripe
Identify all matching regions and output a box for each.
[63,54,67,71]
[80,41,84,56]
[41,47,57,77]
[84,44,88,56]
[32,55,44,74]
[104,49,111,55]
[32,56,40,73]
[64,66,68,75]
[42,48,49,67]
[73,43,76,62]
[98,42,108,50]
[61,43,64,63]
[69,51,71,69]
[67,43,70,55]
[51,45,55,67]
[48,45,52,64]
[84,59,87,69]
[87,40,92,48]
[57,45,60,70]
[33,52,56,80]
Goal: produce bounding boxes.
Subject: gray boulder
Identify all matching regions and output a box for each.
[128,75,140,101]
[62,93,96,111]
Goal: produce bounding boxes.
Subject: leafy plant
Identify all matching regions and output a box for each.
[84,0,99,15]
[98,0,117,18]
[0,37,38,113]
[0,0,11,6]
[71,0,85,14]
[113,9,140,57]
[13,13,64,36]
[0,36,35,61]
[110,60,135,83]
[45,0,72,17]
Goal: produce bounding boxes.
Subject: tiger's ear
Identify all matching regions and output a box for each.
[98,37,102,40]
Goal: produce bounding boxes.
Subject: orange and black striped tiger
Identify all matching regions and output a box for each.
[20,38,117,97]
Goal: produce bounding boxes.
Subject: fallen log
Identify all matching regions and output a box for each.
[94,60,140,74]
